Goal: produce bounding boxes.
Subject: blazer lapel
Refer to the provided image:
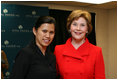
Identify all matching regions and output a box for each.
[63,50,84,61]
[62,38,90,61]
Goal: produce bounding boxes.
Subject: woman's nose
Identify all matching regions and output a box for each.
[46,33,50,37]
[77,25,80,30]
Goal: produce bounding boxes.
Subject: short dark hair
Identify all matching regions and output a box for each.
[34,16,56,30]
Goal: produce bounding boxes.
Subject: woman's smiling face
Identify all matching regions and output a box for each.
[33,23,55,48]
[70,17,88,41]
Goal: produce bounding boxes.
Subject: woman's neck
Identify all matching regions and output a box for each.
[71,38,85,49]
[36,42,47,56]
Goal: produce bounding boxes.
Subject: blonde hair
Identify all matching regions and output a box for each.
[67,10,92,34]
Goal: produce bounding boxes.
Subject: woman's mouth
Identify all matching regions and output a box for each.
[43,39,50,43]
[74,32,82,35]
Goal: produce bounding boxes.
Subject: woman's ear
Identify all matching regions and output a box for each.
[33,27,36,36]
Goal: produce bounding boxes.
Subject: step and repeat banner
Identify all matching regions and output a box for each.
[1,3,49,78]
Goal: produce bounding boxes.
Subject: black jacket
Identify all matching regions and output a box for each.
[10,41,57,79]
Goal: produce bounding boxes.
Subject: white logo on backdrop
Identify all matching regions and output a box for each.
[4,40,9,45]
[3,9,8,14]
[2,40,21,48]
[18,25,23,30]
[12,24,32,33]
[32,11,36,15]
[2,8,19,17]
[26,10,39,18]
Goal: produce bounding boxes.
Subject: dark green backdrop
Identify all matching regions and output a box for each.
[1,3,49,76]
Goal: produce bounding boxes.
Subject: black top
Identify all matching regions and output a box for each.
[10,41,57,79]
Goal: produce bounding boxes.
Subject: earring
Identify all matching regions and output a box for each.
[86,31,88,33]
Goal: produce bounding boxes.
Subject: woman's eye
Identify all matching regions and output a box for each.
[50,31,54,34]
[81,24,86,26]
[81,24,85,26]
[42,30,47,33]
[72,23,77,26]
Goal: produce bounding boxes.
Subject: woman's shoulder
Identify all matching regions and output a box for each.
[13,46,34,68]
[55,44,65,50]
[90,43,101,49]
[16,45,34,59]
[54,44,66,55]
[88,43,102,53]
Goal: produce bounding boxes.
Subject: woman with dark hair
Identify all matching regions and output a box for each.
[10,16,57,79]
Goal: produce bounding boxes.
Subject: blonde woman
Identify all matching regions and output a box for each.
[54,10,105,79]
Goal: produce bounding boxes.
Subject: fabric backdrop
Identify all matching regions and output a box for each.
[1,3,49,77]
